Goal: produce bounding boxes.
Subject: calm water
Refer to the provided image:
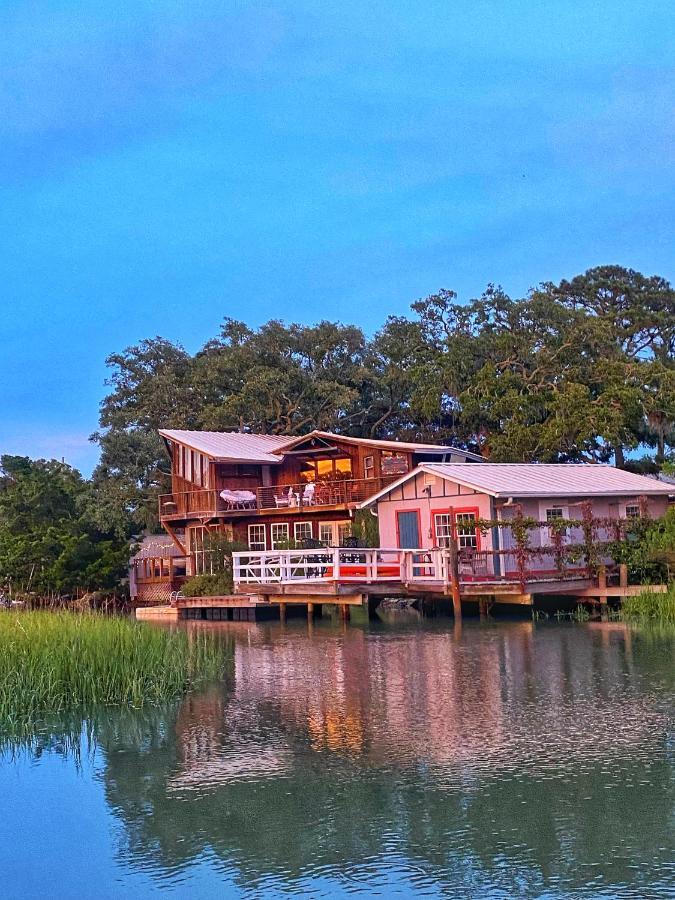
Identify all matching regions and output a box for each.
[1,614,674,899]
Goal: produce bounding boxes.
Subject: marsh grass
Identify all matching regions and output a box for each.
[0,611,228,734]
[620,584,675,623]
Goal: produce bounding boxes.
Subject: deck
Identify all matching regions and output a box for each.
[159,476,396,521]
[231,547,617,606]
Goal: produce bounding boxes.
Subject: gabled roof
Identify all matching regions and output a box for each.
[359,462,674,506]
[131,535,184,560]
[276,430,482,459]
[159,428,482,464]
[159,429,289,463]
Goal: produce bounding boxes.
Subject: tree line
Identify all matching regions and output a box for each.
[2,264,674,597]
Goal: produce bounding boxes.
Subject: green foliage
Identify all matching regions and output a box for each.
[0,611,228,733]
[94,267,675,535]
[353,509,380,547]
[620,584,675,623]
[0,455,131,597]
[181,535,245,596]
[181,573,233,597]
[608,507,675,583]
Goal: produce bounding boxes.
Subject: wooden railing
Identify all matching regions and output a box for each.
[159,476,397,520]
[232,548,451,585]
[159,489,224,519]
[232,546,595,588]
[256,476,394,510]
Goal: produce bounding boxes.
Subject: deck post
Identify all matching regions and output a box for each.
[619,564,628,593]
[307,601,314,620]
[598,565,608,606]
[279,602,286,623]
[332,547,341,582]
[447,535,462,620]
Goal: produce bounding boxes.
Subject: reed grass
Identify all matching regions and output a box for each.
[620,584,675,623]
[0,611,228,733]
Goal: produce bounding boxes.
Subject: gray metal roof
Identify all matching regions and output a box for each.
[360,462,674,505]
[159,428,481,463]
[159,429,289,463]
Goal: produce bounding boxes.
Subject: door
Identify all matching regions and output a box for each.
[396,510,421,548]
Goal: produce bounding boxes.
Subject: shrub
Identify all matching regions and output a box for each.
[181,573,233,597]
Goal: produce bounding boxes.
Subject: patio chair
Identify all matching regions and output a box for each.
[301,482,316,506]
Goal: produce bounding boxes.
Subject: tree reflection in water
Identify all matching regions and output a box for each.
[5,619,675,897]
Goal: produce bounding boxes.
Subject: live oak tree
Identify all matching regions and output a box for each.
[89,265,675,533]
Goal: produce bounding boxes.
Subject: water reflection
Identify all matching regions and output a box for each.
[4,619,675,898]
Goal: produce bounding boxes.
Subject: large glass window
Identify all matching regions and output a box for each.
[334,458,352,476]
[248,524,266,551]
[302,457,353,482]
[270,522,289,548]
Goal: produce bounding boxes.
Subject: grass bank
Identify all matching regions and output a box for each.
[0,611,228,733]
[620,584,675,623]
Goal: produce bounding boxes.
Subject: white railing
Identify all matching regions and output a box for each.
[232,548,449,586]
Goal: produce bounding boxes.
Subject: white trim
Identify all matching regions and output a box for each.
[539,503,570,546]
[247,523,267,551]
[293,521,314,543]
[270,522,289,549]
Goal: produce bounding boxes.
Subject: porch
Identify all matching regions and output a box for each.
[159,476,396,521]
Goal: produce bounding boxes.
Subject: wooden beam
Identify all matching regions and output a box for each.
[163,523,187,556]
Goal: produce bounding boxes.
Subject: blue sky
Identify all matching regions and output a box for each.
[2,1,674,475]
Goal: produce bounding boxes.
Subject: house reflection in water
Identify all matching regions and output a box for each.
[98,619,674,896]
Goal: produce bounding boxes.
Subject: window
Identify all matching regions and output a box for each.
[364,455,375,479]
[542,506,569,546]
[334,458,352,476]
[381,451,409,476]
[625,503,640,518]
[455,512,478,549]
[248,524,266,551]
[434,513,453,548]
[270,522,289,548]
[338,521,353,545]
[294,522,313,544]
[303,457,354,482]
[434,511,478,549]
[319,521,352,546]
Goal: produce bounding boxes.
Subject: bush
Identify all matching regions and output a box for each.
[181,572,233,597]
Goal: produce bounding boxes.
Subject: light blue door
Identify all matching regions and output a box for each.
[397,511,421,548]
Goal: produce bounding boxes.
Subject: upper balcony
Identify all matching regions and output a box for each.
[159,476,396,522]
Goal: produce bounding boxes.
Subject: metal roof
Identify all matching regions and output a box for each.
[131,535,184,560]
[276,430,482,459]
[160,428,481,463]
[359,462,674,506]
[159,429,289,463]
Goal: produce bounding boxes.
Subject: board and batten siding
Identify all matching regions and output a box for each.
[376,470,491,549]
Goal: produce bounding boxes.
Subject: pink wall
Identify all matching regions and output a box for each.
[376,470,493,550]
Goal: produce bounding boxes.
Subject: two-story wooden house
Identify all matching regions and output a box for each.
[157,429,481,578]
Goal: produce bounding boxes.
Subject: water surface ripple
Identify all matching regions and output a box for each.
[1,617,673,898]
